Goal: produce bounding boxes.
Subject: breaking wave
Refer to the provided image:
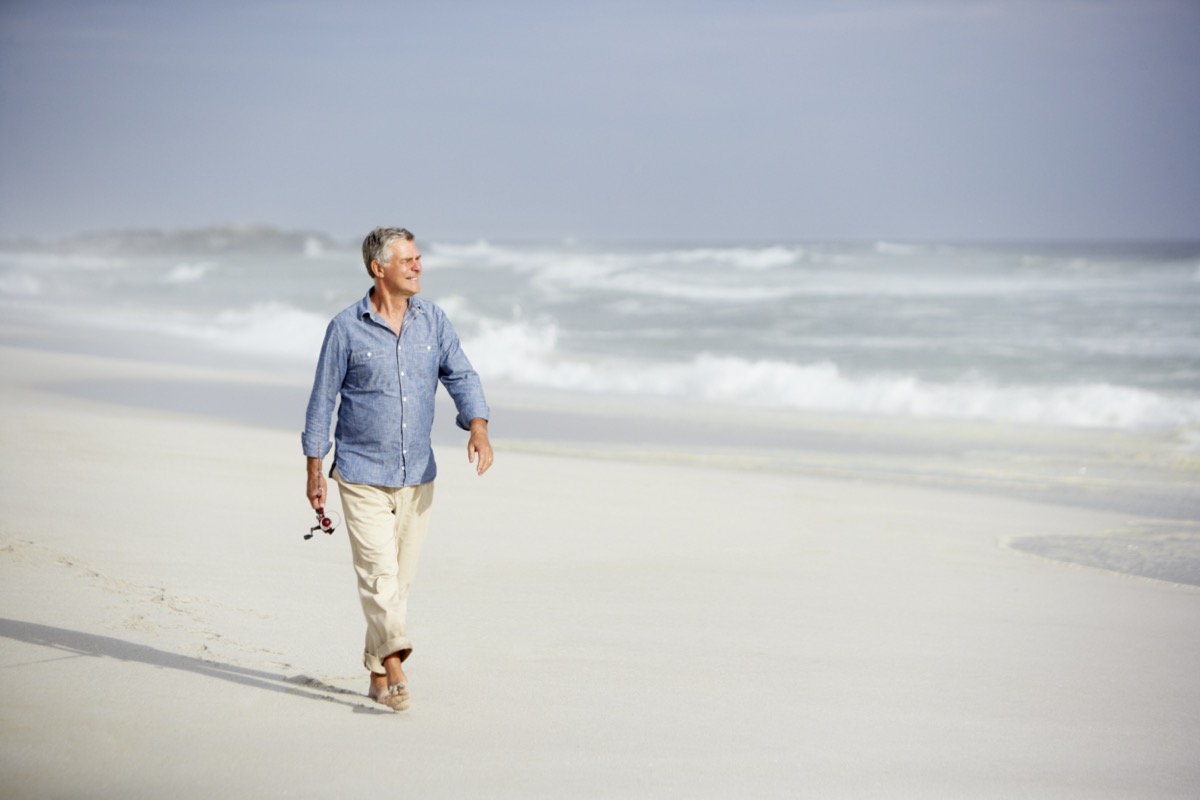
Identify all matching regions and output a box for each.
[459,318,1200,430]
[5,232,1196,432]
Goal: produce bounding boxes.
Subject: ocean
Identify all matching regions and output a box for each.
[3,229,1199,433]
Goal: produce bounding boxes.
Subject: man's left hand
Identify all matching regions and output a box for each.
[467,419,493,476]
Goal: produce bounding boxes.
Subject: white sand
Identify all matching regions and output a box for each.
[1,343,1198,799]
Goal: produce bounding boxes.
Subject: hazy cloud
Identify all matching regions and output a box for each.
[1,0,1197,241]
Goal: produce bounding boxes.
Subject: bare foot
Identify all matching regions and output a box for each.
[367,653,410,710]
[382,652,408,690]
[367,672,388,703]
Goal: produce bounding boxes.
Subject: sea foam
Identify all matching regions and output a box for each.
[162,263,213,284]
[182,303,330,360]
[5,231,1196,432]
[461,318,1200,430]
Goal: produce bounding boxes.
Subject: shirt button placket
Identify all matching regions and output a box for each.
[396,339,406,481]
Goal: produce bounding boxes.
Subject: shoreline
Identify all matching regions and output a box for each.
[6,337,1200,586]
[19,335,1200,522]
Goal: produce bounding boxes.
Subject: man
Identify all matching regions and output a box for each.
[302,226,492,712]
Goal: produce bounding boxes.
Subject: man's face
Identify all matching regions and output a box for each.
[378,238,422,297]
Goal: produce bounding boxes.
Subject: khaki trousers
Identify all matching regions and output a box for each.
[332,467,435,674]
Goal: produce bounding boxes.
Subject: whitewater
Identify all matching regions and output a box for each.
[2,231,1198,431]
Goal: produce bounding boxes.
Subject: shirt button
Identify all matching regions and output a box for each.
[400,371,405,376]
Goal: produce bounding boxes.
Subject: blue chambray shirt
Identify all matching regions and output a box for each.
[302,290,490,487]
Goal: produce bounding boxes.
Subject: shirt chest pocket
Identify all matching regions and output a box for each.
[347,349,399,394]
[404,341,439,380]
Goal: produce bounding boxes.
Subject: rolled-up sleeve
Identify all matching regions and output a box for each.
[435,308,490,430]
[302,320,347,459]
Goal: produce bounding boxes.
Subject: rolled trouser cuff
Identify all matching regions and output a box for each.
[364,636,413,673]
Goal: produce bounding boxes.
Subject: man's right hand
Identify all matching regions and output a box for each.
[306,457,327,510]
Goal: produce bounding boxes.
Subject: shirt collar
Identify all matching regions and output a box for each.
[358,289,426,319]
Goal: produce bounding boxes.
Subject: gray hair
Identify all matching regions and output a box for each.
[361,227,415,278]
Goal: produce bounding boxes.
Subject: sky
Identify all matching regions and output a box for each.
[1,0,1198,243]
